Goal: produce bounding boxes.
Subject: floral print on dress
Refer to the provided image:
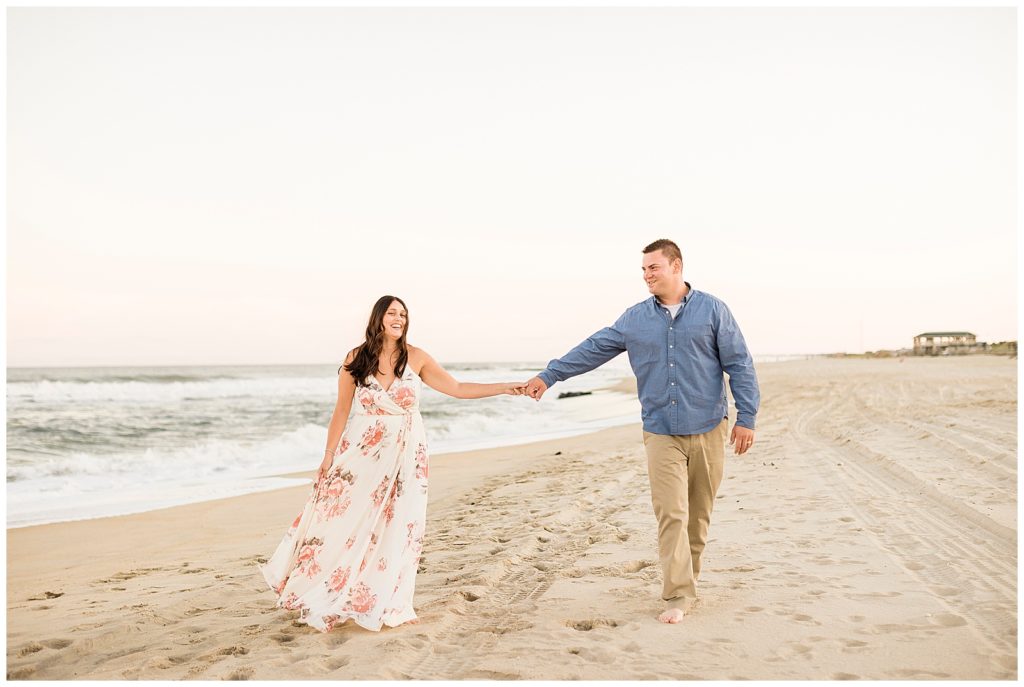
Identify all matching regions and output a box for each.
[383,474,404,525]
[296,536,324,578]
[359,420,388,457]
[344,582,378,615]
[315,468,355,522]
[281,591,303,611]
[371,475,391,507]
[327,565,351,595]
[405,521,424,556]
[257,366,427,633]
[356,387,376,413]
[274,576,289,595]
[393,385,416,410]
[414,443,428,493]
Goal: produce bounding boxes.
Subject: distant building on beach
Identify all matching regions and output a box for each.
[913,331,977,356]
[832,336,1015,358]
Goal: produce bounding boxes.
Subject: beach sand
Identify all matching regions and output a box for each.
[6,356,1017,680]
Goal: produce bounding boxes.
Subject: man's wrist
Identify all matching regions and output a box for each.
[537,370,555,388]
[735,416,756,431]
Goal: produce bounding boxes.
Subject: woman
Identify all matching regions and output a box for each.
[258,295,524,632]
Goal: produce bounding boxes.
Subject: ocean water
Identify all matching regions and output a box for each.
[6,361,640,528]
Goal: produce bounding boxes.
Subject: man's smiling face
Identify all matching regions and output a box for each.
[642,249,682,299]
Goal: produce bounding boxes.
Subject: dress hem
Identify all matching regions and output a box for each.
[254,561,417,633]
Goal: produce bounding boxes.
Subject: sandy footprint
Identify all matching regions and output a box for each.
[270,632,295,644]
[791,613,821,625]
[888,668,952,678]
[566,646,617,664]
[929,613,967,628]
[621,560,656,574]
[225,666,255,680]
[17,642,44,656]
[7,666,36,679]
[565,618,620,631]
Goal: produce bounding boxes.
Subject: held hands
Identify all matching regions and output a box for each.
[730,425,755,455]
[501,383,529,396]
[491,378,543,399]
[524,376,548,400]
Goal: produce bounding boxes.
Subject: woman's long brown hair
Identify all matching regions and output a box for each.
[341,296,409,386]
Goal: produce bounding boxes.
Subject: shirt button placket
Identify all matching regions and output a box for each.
[669,322,676,433]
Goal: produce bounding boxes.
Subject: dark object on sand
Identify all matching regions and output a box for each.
[557,391,593,399]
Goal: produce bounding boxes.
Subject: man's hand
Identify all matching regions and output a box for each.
[525,376,548,400]
[729,425,755,455]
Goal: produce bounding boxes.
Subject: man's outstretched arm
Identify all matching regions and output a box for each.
[526,314,628,400]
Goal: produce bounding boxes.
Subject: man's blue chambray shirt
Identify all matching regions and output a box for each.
[537,283,760,436]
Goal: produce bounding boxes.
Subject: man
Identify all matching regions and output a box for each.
[524,239,760,624]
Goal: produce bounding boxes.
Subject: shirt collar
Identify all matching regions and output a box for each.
[653,281,693,309]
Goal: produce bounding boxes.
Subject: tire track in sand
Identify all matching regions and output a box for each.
[791,393,1016,664]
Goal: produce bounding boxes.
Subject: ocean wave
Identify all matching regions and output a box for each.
[6,423,329,485]
[6,363,640,527]
[6,376,334,404]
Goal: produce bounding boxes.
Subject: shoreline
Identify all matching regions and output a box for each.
[6,423,646,582]
[6,376,638,532]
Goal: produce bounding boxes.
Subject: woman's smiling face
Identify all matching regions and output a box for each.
[382,300,408,340]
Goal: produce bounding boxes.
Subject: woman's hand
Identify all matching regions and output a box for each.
[316,452,334,483]
[502,383,528,396]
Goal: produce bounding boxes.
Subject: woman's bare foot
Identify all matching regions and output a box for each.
[657,608,686,624]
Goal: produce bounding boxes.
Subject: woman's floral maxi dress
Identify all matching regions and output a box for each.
[258,366,429,632]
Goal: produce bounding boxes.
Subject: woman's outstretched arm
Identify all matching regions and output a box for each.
[415,347,525,399]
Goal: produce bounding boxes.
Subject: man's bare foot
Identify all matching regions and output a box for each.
[657,608,686,624]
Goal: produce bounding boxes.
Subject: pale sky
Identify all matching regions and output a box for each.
[7,7,1017,367]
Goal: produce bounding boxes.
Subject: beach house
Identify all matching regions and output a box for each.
[912,331,977,355]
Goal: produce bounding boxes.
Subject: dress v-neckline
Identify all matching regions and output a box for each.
[372,374,399,394]
[372,366,418,393]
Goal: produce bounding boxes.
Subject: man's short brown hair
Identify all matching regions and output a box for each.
[643,239,682,264]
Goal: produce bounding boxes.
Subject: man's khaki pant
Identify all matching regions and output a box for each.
[643,418,728,610]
